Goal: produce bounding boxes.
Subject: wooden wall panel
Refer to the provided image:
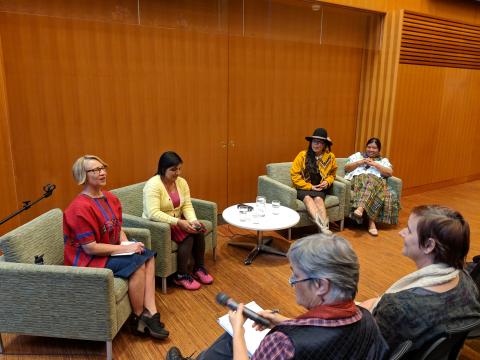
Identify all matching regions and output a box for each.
[227,1,371,205]
[0,34,19,234]
[0,13,229,224]
[355,10,401,157]
[391,64,480,190]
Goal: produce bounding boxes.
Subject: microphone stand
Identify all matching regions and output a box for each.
[0,184,56,226]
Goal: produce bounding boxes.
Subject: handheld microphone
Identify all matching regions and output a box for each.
[215,292,270,327]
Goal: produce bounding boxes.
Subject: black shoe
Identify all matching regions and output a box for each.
[138,313,169,339]
[166,347,195,360]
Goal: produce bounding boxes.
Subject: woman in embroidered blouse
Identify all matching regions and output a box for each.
[344,137,399,236]
[360,205,480,353]
[290,128,337,235]
[64,155,169,340]
[143,151,213,291]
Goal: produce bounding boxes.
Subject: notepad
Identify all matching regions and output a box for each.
[216,301,270,356]
[111,241,135,256]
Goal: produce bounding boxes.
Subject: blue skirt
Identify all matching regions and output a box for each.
[105,248,156,279]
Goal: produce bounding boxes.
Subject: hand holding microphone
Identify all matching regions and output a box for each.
[216,292,271,328]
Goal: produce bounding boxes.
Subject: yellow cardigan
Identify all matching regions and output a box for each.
[142,175,197,225]
[290,150,337,190]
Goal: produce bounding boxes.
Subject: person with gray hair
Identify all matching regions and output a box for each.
[166,234,388,360]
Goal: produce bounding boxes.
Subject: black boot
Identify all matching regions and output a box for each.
[138,313,169,339]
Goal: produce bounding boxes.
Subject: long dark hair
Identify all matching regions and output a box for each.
[306,140,330,175]
[157,151,183,176]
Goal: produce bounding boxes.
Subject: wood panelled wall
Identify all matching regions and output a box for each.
[344,0,480,194]
[0,0,380,232]
[0,35,18,233]
[1,0,480,232]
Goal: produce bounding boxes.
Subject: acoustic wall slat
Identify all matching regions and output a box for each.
[402,39,480,56]
[400,11,480,69]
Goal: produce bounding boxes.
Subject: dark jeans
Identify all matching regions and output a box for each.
[177,232,206,275]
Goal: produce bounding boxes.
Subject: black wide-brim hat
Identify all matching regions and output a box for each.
[305,128,333,146]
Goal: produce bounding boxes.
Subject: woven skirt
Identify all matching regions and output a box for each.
[350,174,399,224]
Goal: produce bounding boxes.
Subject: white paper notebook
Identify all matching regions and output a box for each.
[216,301,270,356]
[111,241,135,256]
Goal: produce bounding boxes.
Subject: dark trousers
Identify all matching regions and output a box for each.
[197,332,233,360]
[176,233,206,275]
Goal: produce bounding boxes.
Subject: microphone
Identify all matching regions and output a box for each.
[43,184,56,197]
[215,292,270,327]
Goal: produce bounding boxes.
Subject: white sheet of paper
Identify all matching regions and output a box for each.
[111,241,135,256]
[216,301,270,356]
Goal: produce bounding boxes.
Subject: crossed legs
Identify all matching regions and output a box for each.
[303,195,332,234]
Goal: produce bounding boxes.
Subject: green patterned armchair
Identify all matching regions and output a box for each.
[257,162,346,233]
[111,182,217,294]
[335,157,402,217]
[0,208,151,360]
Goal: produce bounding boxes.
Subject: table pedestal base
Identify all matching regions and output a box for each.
[228,231,286,265]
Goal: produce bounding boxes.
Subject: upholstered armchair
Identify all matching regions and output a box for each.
[111,182,217,294]
[0,208,151,360]
[335,158,403,217]
[257,162,346,233]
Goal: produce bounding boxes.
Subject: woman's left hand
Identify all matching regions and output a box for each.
[229,303,247,335]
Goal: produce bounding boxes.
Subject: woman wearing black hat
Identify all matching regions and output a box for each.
[290,128,337,234]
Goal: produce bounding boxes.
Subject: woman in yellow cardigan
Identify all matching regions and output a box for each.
[142,151,213,290]
[290,128,337,234]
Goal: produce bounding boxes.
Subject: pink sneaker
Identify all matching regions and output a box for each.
[173,274,201,290]
[193,266,214,285]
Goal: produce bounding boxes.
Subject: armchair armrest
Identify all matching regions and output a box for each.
[191,198,217,225]
[329,180,346,216]
[336,176,352,217]
[258,175,297,209]
[122,227,151,249]
[192,198,217,249]
[0,262,116,341]
[387,176,402,201]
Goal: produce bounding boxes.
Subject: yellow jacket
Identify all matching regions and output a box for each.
[142,175,197,225]
[290,150,337,190]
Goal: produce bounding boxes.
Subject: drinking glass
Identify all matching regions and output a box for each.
[238,205,249,222]
[272,200,281,215]
[256,196,266,217]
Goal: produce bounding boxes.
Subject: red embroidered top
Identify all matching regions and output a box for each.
[63,191,122,268]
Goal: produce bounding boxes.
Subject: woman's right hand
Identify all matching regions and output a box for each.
[178,219,196,233]
[122,242,145,254]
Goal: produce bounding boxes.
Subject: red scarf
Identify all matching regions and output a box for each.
[296,300,358,320]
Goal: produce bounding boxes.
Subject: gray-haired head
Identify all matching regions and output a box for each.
[287,234,359,302]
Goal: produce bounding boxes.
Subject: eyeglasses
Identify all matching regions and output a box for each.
[86,166,108,175]
[288,275,319,287]
[311,139,324,145]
